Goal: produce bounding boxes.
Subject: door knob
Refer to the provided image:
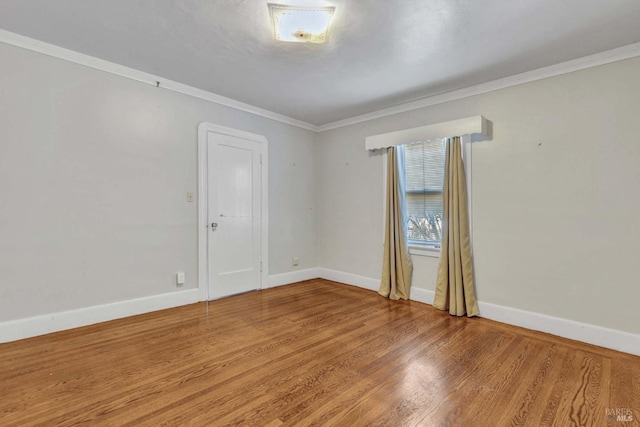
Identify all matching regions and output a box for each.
[211,222,218,230]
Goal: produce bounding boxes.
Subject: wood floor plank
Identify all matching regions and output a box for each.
[134,299,433,425]
[18,287,381,425]
[1,279,639,426]
[284,313,456,426]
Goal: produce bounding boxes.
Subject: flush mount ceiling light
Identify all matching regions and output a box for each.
[268,3,335,43]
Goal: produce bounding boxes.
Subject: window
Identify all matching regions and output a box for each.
[403,139,446,247]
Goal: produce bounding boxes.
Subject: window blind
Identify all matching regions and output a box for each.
[403,140,445,244]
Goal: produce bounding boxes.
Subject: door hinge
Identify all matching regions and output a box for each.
[260,261,263,272]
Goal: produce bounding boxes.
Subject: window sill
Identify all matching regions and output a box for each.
[409,245,441,258]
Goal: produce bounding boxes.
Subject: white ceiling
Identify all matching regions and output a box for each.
[1,0,639,126]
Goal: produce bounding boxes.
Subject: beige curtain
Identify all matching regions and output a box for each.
[379,146,413,300]
[433,137,479,316]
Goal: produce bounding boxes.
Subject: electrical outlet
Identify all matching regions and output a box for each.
[176,271,185,286]
[292,257,299,266]
[186,192,195,202]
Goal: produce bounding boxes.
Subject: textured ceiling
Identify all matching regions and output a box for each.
[1,0,640,126]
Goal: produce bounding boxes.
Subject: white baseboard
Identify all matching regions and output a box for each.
[477,300,640,356]
[409,287,436,305]
[316,267,434,303]
[317,268,379,291]
[317,268,640,356]
[4,269,638,356]
[266,268,321,288]
[0,289,199,344]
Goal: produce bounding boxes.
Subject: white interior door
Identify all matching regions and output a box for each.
[207,131,262,299]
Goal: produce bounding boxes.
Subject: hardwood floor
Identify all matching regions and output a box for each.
[1,279,639,426]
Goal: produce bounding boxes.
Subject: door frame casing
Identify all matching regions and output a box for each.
[197,122,269,301]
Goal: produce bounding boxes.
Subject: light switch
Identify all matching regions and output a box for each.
[186,192,195,202]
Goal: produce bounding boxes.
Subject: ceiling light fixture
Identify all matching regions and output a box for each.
[268,3,335,44]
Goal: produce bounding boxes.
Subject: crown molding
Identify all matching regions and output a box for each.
[0,29,319,132]
[317,41,640,132]
[2,28,640,134]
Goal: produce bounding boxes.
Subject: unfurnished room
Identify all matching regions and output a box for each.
[0,1,639,426]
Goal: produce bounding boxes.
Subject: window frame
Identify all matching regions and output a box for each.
[381,134,473,258]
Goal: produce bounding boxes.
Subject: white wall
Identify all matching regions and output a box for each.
[0,42,317,323]
[317,56,640,335]
[3,34,639,346]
